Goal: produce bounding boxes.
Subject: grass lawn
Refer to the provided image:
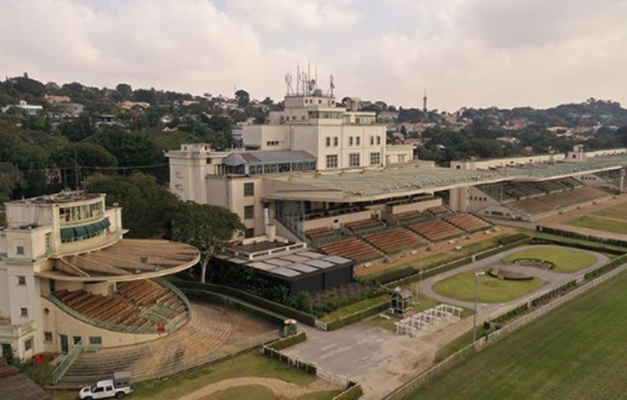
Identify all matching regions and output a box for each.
[502,246,598,272]
[593,207,627,221]
[51,352,318,400]
[318,294,389,323]
[406,267,627,400]
[432,271,545,303]
[568,215,627,235]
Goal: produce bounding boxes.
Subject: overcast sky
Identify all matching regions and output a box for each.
[0,0,625,111]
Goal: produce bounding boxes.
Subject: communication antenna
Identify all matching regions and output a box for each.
[329,74,335,96]
[296,63,300,94]
[285,72,293,95]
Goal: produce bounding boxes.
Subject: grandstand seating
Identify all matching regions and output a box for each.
[52,280,189,332]
[345,218,387,234]
[319,237,381,263]
[61,303,232,385]
[427,205,452,216]
[445,214,492,233]
[390,211,434,226]
[508,186,607,217]
[409,219,465,242]
[363,228,427,254]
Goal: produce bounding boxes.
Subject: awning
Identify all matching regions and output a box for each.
[60,228,75,241]
[74,225,88,237]
[85,223,97,235]
[102,218,111,228]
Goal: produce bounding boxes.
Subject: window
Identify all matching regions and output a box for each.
[349,137,354,146]
[244,205,255,219]
[376,136,381,145]
[370,136,374,146]
[245,228,255,238]
[20,307,28,317]
[243,182,254,197]
[73,336,81,345]
[333,137,339,147]
[326,155,338,168]
[326,137,331,147]
[356,137,361,146]
[45,233,51,250]
[24,338,32,351]
[349,153,360,167]
[89,337,102,345]
[16,246,24,255]
[266,141,279,146]
[17,276,26,285]
[370,152,381,165]
[44,332,53,342]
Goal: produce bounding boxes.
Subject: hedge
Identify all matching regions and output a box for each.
[584,254,627,280]
[174,281,317,326]
[181,288,286,326]
[372,266,415,284]
[268,331,307,351]
[497,233,529,245]
[325,301,390,331]
[530,238,626,256]
[332,382,363,400]
[385,257,474,288]
[537,226,627,249]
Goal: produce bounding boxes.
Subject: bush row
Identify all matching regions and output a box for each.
[268,331,307,351]
[262,346,317,375]
[181,288,287,326]
[537,226,627,249]
[497,233,529,245]
[332,382,363,400]
[488,268,534,281]
[490,303,529,325]
[386,257,474,288]
[530,237,626,256]
[584,254,627,280]
[371,266,415,284]
[326,301,390,331]
[529,279,578,308]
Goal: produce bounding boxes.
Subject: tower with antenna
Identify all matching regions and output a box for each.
[423,89,428,113]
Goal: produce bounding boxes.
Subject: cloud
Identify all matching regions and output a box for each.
[0,0,625,111]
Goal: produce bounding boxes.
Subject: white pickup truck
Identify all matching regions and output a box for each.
[78,371,134,400]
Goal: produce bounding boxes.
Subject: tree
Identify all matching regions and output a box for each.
[116,83,133,99]
[235,89,250,108]
[84,172,179,238]
[170,202,244,283]
[92,126,163,169]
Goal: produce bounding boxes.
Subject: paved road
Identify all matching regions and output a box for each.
[420,244,609,317]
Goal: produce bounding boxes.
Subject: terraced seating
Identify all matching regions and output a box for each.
[62,303,232,385]
[53,290,154,329]
[514,182,545,197]
[508,186,608,218]
[410,219,465,242]
[305,226,334,239]
[445,214,491,233]
[427,205,452,216]
[117,280,169,306]
[319,237,381,263]
[346,218,386,234]
[363,228,426,254]
[391,211,434,226]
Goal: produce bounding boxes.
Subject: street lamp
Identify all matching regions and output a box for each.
[473,270,485,342]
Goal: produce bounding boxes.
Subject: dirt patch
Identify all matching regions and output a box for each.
[177,377,339,400]
[223,306,279,344]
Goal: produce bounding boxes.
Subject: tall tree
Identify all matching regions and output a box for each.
[235,89,250,108]
[170,202,244,283]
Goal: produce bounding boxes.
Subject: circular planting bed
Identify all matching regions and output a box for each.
[502,246,598,273]
[488,267,534,281]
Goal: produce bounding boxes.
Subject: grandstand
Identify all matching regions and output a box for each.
[409,219,466,242]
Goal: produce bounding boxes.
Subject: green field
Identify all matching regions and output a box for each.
[503,246,598,272]
[568,215,627,235]
[593,207,627,221]
[405,269,627,400]
[432,271,545,303]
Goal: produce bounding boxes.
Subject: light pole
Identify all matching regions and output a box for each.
[418,268,423,304]
[473,270,485,342]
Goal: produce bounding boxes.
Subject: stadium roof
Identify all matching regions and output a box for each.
[37,239,200,282]
[263,155,627,202]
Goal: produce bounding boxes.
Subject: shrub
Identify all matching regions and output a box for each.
[333,382,363,400]
[372,266,416,284]
[498,233,529,245]
[325,301,390,331]
[268,331,307,351]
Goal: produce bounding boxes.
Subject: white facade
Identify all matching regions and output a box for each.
[166,89,414,237]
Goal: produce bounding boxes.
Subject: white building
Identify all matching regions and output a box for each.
[167,76,414,238]
[0,191,199,360]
